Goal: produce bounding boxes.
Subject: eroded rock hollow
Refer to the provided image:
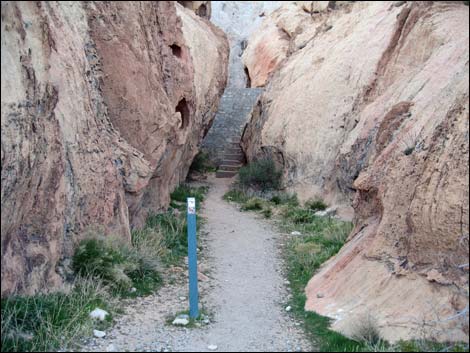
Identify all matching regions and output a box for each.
[241,1,469,343]
[1,1,228,296]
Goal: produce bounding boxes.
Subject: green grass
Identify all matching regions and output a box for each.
[1,278,116,352]
[223,188,250,203]
[170,184,208,206]
[154,183,208,265]
[72,235,162,298]
[305,198,327,211]
[241,197,264,211]
[270,193,299,206]
[284,212,364,351]
[262,207,273,219]
[2,183,209,352]
[165,309,211,329]
[238,158,282,191]
[222,185,366,351]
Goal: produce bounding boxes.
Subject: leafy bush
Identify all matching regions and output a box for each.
[305,198,327,211]
[238,158,282,191]
[1,278,115,352]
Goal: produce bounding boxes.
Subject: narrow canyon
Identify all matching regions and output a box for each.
[1,0,469,350]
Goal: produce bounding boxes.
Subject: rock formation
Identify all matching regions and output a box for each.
[0,1,228,296]
[241,1,469,342]
[178,1,211,19]
[202,2,281,164]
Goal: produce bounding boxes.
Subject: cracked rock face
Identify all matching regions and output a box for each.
[241,1,469,342]
[0,1,228,295]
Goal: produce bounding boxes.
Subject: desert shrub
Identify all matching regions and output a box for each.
[283,207,317,224]
[270,192,299,206]
[270,195,281,205]
[223,188,250,204]
[1,278,115,352]
[170,184,208,205]
[145,212,188,265]
[305,198,327,211]
[72,235,161,297]
[241,197,264,211]
[262,207,273,219]
[238,158,282,191]
[189,151,216,173]
[350,313,382,346]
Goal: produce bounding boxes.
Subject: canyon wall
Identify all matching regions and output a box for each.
[0,1,228,296]
[241,1,469,342]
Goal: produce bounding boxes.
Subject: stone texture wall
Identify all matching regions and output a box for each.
[202,2,280,162]
[0,1,228,296]
[241,1,469,343]
[203,88,262,165]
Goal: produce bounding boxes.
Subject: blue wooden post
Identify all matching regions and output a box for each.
[187,197,199,318]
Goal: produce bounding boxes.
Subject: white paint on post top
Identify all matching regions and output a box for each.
[187,197,196,214]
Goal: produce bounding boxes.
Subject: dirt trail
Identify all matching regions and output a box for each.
[83,176,311,352]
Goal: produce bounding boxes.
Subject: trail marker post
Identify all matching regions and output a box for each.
[187,197,199,318]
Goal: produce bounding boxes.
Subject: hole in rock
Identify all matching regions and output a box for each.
[170,44,182,58]
[197,4,207,17]
[244,66,251,88]
[176,98,190,129]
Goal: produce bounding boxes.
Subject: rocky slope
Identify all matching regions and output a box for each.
[0,1,228,296]
[241,1,469,342]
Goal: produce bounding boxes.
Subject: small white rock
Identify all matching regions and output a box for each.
[285,306,292,312]
[93,329,106,338]
[314,206,337,217]
[89,308,109,321]
[208,344,218,351]
[172,318,189,326]
[129,287,137,293]
[290,231,302,236]
[179,296,186,301]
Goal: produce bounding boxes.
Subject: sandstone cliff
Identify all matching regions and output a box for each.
[241,1,469,342]
[1,1,228,296]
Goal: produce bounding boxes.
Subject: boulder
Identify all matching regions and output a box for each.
[0,1,228,295]
[241,1,469,342]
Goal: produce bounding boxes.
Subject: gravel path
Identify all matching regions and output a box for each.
[82,176,312,352]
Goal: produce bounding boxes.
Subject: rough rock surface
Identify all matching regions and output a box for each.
[177,1,211,19]
[202,2,280,163]
[241,1,469,342]
[0,1,228,295]
[211,1,282,89]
